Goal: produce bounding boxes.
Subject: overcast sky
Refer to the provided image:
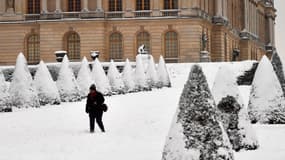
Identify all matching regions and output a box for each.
[275,0,285,60]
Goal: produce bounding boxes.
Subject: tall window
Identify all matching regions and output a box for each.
[27,34,40,64]
[27,0,41,14]
[66,32,80,60]
[136,0,150,10]
[164,0,178,9]
[165,31,178,62]
[68,0,81,12]
[137,31,150,53]
[109,33,123,61]
[109,0,122,11]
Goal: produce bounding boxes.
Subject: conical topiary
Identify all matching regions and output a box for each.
[248,55,285,124]
[107,60,126,94]
[34,60,61,105]
[56,55,81,102]
[212,66,259,151]
[134,54,150,91]
[122,59,136,92]
[77,57,93,97]
[91,58,112,95]
[271,51,285,96]
[0,69,10,112]
[9,53,40,108]
[157,55,171,88]
[162,64,234,160]
[146,55,159,88]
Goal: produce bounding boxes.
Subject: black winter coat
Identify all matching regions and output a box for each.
[85,91,105,114]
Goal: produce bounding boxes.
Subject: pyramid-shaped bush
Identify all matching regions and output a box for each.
[162,64,234,160]
[271,51,285,96]
[157,55,171,88]
[248,55,285,124]
[34,61,61,105]
[146,55,159,88]
[122,59,136,92]
[56,55,81,102]
[212,66,259,151]
[91,58,112,95]
[77,57,93,97]
[9,53,40,108]
[0,69,10,111]
[107,60,125,94]
[134,54,150,91]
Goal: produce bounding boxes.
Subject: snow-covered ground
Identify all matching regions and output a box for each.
[1,61,285,160]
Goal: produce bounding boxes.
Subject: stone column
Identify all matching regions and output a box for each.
[82,0,88,12]
[96,0,103,11]
[0,0,5,14]
[14,0,22,14]
[152,0,160,16]
[215,0,223,16]
[55,0,61,12]
[42,0,48,13]
[222,0,227,18]
[125,0,133,17]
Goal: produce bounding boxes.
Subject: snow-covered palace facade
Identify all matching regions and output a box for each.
[0,0,276,65]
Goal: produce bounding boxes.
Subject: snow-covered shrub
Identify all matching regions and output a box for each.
[8,53,40,108]
[134,54,150,91]
[34,61,61,105]
[0,69,10,112]
[56,55,81,102]
[212,66,259,150]
[157,55,171,88]
[248,55,285,124]
[91,59,112,95]
[271,51,285,96]
[146,55,159,88]
[122,59,136,92]
[162,64,234,160]
[107,60,125,94]
[77,57,93,97]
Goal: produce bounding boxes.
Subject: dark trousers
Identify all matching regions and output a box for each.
[89,111,105,132]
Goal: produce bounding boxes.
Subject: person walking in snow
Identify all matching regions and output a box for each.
[85,84,105,133]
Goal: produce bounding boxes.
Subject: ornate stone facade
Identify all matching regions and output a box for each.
[0,0,276,65]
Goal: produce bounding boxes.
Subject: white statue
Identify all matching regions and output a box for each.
[138,44,147,54]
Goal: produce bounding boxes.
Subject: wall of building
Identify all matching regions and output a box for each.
[0,0,277,65]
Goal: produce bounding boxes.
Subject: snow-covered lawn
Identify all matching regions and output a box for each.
[0,61,285,160]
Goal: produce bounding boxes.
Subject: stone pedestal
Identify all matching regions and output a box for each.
[200,50,210,62]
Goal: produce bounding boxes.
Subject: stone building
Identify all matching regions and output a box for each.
[0,0,276,65]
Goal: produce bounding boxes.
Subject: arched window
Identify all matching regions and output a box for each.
[164,0,178,9]
[165,31,178,62]
[137,31,150,54]
[27,0,41,14]
[109,32,123,61]
[66,32,80,60]
[136,0,150,10]
[109,0,122,11]
[68,0,81,12]
[27,34,40,64]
